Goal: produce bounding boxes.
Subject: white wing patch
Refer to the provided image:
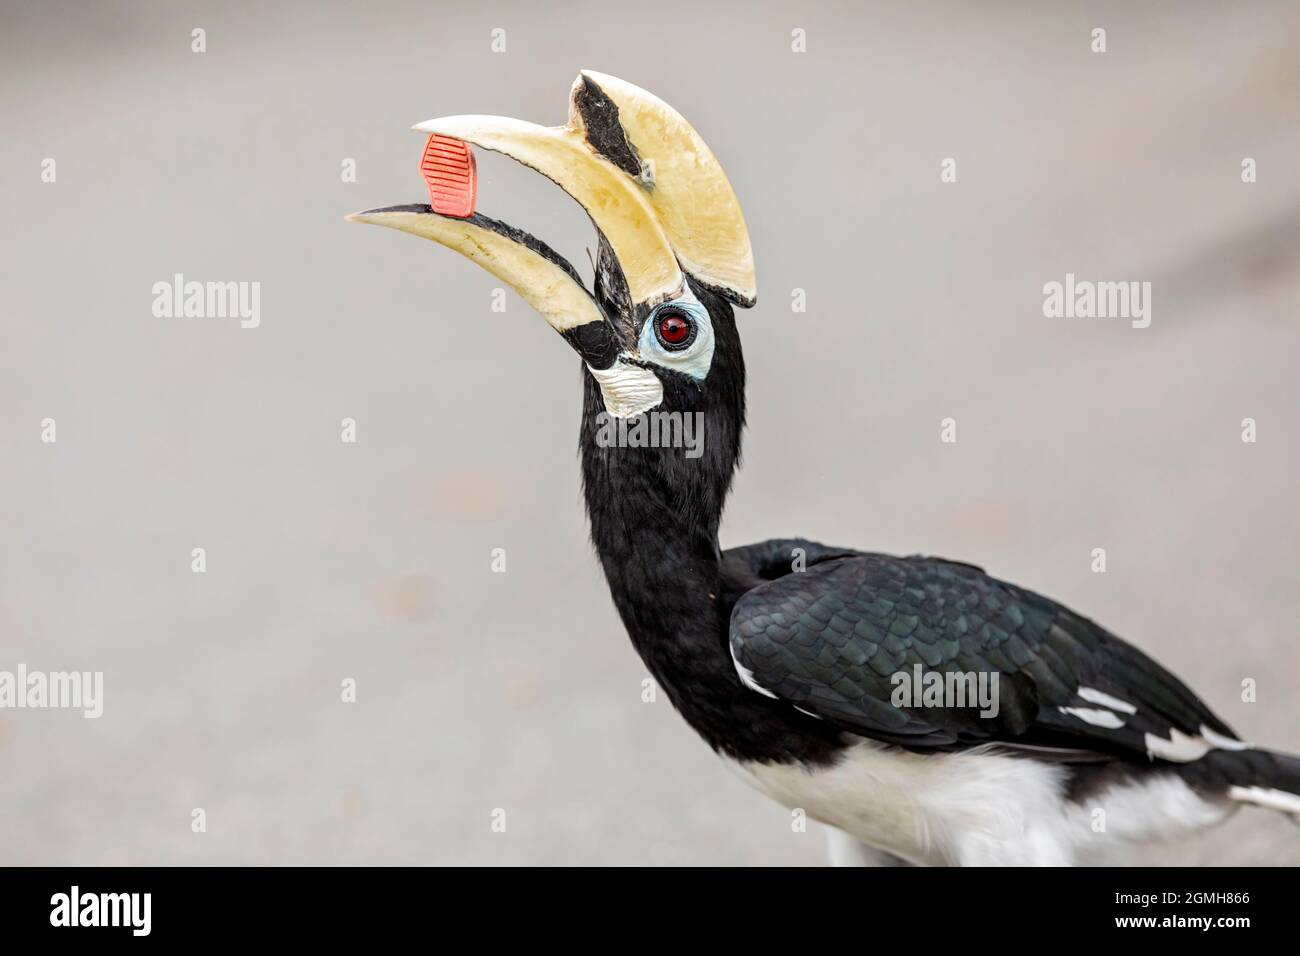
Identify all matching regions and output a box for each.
[1145,724,1252,762]
[1059,686,1136,729]
[1202,727,1251,752]
[1058,706,1126,729]
[1066,685,1253,762]
[1145,727,1210,761]
[729,642,777,699]
[1077,686,1137,714]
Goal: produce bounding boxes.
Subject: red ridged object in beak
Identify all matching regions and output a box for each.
[420,134,476,218]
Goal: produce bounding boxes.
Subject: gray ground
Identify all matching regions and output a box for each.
[2,0,1298,864]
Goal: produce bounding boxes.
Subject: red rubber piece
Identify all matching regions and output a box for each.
[420,134,476,218]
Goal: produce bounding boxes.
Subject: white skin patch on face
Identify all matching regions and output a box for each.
[586,361,663,418]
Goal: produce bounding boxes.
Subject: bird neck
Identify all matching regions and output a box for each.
[576,367,843,764]
[574,315,845,763]
[577,350,744,731]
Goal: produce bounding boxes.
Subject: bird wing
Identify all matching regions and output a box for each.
[727,545,1237,760]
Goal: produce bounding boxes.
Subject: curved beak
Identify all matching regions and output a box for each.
[345,203,621,370]
[347,71,757,417]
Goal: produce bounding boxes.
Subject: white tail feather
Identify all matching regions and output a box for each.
[1227,785,1300,816]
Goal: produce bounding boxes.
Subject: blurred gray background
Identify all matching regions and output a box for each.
[2,0,1298,864]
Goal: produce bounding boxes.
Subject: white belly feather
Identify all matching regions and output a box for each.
[727,739,1234,866]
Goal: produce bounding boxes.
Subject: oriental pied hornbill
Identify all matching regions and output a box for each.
[349,71,1300,865]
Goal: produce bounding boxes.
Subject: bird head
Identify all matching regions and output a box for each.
[347,70,756,421]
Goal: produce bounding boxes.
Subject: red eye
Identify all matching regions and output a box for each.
[655,310,695,350]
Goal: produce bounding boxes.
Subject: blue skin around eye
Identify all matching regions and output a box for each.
[638,293,715,380]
